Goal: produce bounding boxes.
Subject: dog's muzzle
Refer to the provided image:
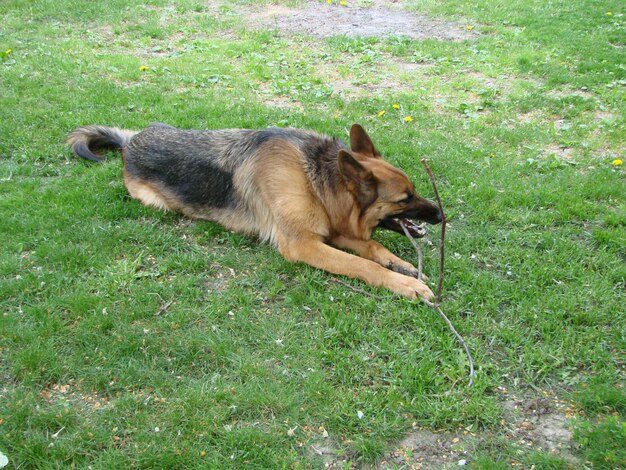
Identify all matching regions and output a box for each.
[378,200,442,238]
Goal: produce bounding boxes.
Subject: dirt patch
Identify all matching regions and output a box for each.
[262,93,305,110]
[41,382,112,412]
[543,142,574,159]
[518,110,544,125]
[256,82,307,110]
[320,394,580,468]
[245,1,476,40]
[205,262,238,292]
[325,74,412,100]
[594,110,617,123]
[368,428,476,469]
[547,88,596,101]
[501,398,577,458]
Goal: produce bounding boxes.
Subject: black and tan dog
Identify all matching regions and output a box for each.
[67,123,442,300]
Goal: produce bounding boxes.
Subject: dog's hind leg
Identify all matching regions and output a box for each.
[123,172,171,211]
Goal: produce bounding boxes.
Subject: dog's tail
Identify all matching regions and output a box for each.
[66,125,138,162]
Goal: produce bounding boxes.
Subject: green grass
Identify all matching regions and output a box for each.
[1,0,624,467]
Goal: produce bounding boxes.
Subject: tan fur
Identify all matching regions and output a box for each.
[124,175,170,212]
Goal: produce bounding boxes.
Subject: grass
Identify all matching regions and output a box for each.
[1,0,624,468]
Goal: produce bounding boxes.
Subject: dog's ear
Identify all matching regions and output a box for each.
[338,149,378,207]
[350,124,381,159]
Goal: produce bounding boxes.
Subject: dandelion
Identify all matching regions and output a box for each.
[5,48,11,55]
[327,0,332,3]
[612,159,623,166]
[404,115,413,122]
[139,65,148,71]
[377,110,386,117]
[392,103,400,109]
[466,25,474,31]
[200,451,207,457]
[340,0,347,5]
[606,12,613,16]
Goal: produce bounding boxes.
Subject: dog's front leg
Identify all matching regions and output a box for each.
[331,236,427,280]
[278,235,433,301]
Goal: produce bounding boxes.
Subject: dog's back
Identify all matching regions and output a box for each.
[123,126,261,213]
[125,124,335,173]
[127,124,342,206]
[70,123,347,242]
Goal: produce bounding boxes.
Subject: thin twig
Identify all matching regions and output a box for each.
[330,277,388,299]
[421,159,446,306]
[400,222,423,281]
[421,299,475,387]
[408,160,475,386]
[155,299,173,316]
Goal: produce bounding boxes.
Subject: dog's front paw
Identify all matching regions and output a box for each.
[387,261,429,282]
[414,280,434,302]
[386,259,418,277]
[388,273,434,301]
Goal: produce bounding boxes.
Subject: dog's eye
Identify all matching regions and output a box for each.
[402,194,415,203]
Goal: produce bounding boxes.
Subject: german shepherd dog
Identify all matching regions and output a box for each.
[67,123,442,300]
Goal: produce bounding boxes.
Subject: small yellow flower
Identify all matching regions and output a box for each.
[606,12,613,16]
[612,159,623,166]
[139,65,148,71]
[327,0,332,4]
[340,0,347,5]
[392,103,400,109]
[404,115,413,122]
[466,25,474,31]
[200,451,207,457]
[377,110,386,117]
[5,48,11,55]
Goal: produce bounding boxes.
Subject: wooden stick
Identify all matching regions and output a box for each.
[329,277,388,299]
[422,299,475,387]
[155,299,173,316]
[400,221,423,281]
[421,159,446,306]
[404,161,475,387]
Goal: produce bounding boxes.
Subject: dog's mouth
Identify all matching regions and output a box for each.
[378,217,427,238]
[377,202,442,238]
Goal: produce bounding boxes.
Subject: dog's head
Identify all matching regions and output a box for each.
[338,124,442,237]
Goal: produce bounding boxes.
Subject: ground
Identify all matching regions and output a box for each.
[0,0,624,468]
[245,1,475,41]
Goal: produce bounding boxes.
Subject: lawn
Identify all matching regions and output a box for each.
[0,0,624,468]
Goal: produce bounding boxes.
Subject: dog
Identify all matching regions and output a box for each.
[67,123,442,300]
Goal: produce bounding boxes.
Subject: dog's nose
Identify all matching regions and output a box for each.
[421,201,442,225]
[425,210,443,225]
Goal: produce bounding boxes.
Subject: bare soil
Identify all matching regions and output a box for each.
[320,395,580,469]
[245,1,475,41]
